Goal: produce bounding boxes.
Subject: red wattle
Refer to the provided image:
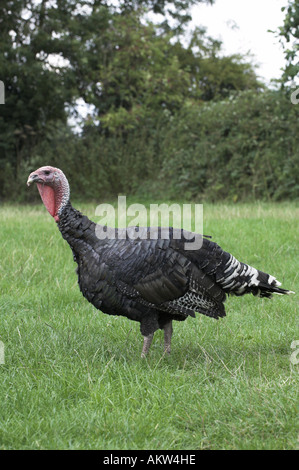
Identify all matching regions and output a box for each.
[37,183,56,218]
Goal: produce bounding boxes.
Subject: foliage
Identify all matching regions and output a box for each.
[276,0,299,84]
[90,14,192,132]
[58,8,260,134]
[0,0,75,183]
[25,88,298,202]
[158,89,299,201]
[172,30,263,101]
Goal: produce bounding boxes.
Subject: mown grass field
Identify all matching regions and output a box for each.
[0,201,298,450]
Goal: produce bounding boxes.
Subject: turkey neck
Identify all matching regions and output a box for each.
[56,201,97,255]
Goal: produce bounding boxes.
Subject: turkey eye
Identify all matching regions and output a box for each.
[44,170,50,175]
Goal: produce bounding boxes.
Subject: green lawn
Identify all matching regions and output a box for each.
[0,201,298,450]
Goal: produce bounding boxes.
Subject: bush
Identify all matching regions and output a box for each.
[158,89,299,201]
[2,89,298,203]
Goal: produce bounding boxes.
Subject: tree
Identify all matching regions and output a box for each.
[112,0,215,33]
[277,0,299,84]
[172,28,263,101]
[0,0,214,189]
[82,12,192,134]
[0,0,74,183]
[0,0,263,200]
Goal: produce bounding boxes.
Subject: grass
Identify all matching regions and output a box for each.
[0,201,298,450]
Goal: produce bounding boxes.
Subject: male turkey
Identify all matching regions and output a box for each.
[27,166,293,356]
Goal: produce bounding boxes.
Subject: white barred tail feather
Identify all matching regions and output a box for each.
[218,253,294,298]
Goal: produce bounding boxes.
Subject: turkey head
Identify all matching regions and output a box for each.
[27,166,70,222]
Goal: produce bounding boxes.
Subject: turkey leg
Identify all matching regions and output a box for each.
[141,320,173,357]
[141,333,154,357]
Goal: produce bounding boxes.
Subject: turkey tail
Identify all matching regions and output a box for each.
[218,253,295,298]
[253,271,295,298]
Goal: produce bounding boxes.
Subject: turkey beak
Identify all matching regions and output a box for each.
[27,173,40,186]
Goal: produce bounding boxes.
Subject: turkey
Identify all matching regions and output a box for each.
[27,166,294,357]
